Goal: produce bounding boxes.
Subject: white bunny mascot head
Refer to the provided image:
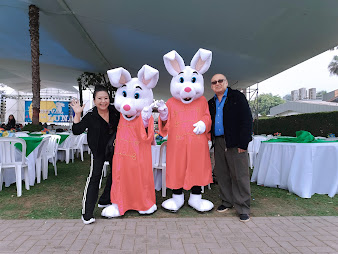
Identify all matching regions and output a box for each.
[107,64,159,127]
[157,48,214,213]
[163,48,212,103]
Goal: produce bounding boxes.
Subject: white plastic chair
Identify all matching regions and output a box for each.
[0,137,29,197]
[44,134,61,177]
[247,140,255,168]
[72,133,87,161]
[201,144,212,193]
[82,134,91,154]
[153,141,167,197]
[103,161,109,177]
[35,137,50,183]
[201,183,211,193]
[57,134,76,164]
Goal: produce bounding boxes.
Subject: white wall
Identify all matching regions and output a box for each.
[5,98,25,124]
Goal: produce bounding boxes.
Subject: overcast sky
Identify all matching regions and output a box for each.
[256,48,338,98]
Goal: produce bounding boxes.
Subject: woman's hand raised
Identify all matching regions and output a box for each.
[70,99,85,114]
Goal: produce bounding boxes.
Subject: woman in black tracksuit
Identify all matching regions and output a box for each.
[71,85,119,224]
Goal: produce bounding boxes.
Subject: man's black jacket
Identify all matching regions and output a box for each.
[208,87,253,150]
[72,104,120,158]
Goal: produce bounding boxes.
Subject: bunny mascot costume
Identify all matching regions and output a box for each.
[101,65,158,218]
[157,48,214,212]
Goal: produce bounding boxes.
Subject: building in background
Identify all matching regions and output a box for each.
[323,89,338,103]
[270,88,338,117]
[291,90,299,101]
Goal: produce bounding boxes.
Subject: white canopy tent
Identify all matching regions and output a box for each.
[1,0,338,100]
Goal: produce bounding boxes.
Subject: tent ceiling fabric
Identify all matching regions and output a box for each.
[1,0,338,99]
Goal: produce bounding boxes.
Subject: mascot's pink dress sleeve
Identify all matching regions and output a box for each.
[156,49,214,213]
[101,65,159,218]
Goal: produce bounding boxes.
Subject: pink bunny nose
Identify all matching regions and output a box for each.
[184,87,191,93]
[123,105,131,111]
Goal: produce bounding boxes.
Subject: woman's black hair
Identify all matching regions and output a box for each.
[93,85,109,100]
[8,114,15,121]
[6,114,16,130]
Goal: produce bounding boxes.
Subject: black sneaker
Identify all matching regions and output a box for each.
[81,215,95,225]
[239,214,250,222]
[217,205,230,212]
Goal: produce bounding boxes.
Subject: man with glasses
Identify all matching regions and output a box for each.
[208,74,253,222]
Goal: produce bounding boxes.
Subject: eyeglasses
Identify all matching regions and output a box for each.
[211,79,225,85]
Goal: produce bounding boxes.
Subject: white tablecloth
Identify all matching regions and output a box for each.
[251,142,338,198]
[247,135,268,168]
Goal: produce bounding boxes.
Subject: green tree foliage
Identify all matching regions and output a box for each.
[283,94,291,101]
[316,90,327,100]
[249,93,285,117]
[77,72,116,103]
[253,111,338,137]
[328,55,338,76]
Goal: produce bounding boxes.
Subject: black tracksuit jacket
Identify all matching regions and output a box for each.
[72,104,120,158]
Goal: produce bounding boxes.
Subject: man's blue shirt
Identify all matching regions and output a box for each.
[214,88,228,136]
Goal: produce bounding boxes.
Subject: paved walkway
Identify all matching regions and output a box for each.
[0,216,337,254]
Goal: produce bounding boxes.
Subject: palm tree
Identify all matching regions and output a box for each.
[328,55,338,76]
[29,5,40,125]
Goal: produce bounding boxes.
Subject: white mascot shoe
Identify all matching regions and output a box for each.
[162,194,184,212]
[101,203,121,218]
[138,204,157,215]
[188,193,214,212]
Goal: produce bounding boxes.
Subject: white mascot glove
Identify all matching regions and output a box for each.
[141,103,155,128]
[156,100,168,121]
[193,120,206,135]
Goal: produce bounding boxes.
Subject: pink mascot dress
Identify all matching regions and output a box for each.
[111,115,155,215]
[101,65,159,218]
[159,97,212,190]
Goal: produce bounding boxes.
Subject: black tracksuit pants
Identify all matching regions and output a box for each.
[82,154,112,220]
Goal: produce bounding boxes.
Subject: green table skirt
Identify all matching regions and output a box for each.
[14,137,44,156]
[58,134,70,144]
[28,133,43,137]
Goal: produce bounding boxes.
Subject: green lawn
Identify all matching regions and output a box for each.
[0,153,337,219]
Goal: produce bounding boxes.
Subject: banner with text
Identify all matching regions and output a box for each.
[25,101,71,123]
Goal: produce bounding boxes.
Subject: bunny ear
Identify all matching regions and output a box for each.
[107,67,132,88]
[163,50,185,76]
[137,65,159,89]
[190,48,212,74]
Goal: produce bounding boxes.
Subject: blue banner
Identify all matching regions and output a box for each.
[25,101,71,123]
